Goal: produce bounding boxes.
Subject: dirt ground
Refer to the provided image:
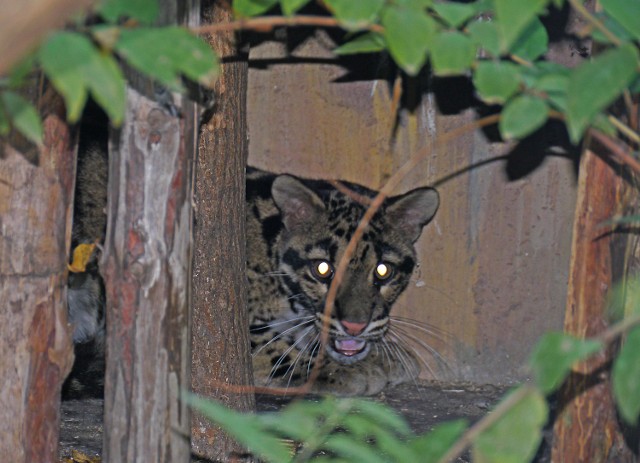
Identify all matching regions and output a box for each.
[59,381,551,462]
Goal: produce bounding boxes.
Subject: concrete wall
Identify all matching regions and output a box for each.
[246,31,578,384]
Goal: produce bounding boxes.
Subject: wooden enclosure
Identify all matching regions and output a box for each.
[246,31,581,385]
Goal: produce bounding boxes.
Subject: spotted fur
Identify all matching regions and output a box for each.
[246,168,439,395]
[65,150,439,396]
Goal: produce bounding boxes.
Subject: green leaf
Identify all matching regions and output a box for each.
[473,61,521,104]
[432,2,478,28]
[511,17,548,61]
[0,91,43,145]
[529,332,602,394]
[324,0,385,30]
[499,95,548,140]
[261,400,326,441]
[116,27,218,92]
[324,434,389,463]
[0,105,9,135]
[409,419,468,462]
[381,6,437,75]
[591,113,618,138]
[607,277,640,327]
[85,53,126,125]
[97,0,159,24]
[342,414,416,461]
[280,0,310,16]
[613,325,640,424]
[600,0,640,41]
[6,54,36,89]
[473,387,548,463]
[533,73,569,111]
[233,0,279,17]
[393,0,433,9]
[40,32,126,125]
[591,13,635,44]
[566,44,639,143]
[334,32,385,55]
[352,398,412,436]
[468,20,501,57]
[159,27,219,87]
[494,0,547,51]
[430,31,476,76]
[39,32,91,122]
[185,394,293,462]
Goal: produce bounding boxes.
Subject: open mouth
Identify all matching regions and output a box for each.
[334,338,367,357]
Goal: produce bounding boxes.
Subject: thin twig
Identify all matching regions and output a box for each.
[608,115,640,145]
[568,0,621,46]
[437,385,535,463]
[589,128,640,175]
[193,15,383,35]
[597,312,640,346]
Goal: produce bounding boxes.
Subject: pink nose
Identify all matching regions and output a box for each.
[341,320,367,336]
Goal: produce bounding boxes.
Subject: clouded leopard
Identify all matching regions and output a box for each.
[246,168,439,395]
[66,130,439,396]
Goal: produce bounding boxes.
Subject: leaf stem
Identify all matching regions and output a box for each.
[597,312,640,346]
[608,115,640,145]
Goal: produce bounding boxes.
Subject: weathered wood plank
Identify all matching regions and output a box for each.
[0,91,76,462]
[102,87,194,462]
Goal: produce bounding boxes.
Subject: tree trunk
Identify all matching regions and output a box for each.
[551,143,638,462]
[190,1,255,460]
[0,88,76,462]
[101,86,197,462]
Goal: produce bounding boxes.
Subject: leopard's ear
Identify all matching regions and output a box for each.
[386,187,439,242]
[272,175,326,230]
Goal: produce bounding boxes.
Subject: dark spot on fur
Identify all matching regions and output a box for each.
[282,248,305,270]
[398,256,415,274]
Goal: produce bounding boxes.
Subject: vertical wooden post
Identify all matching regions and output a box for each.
[0,89,76,462]
[101,87,196,462]
[191,1,255,460]
[551,144,637,462]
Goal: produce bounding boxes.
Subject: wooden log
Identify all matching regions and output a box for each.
[0,90,76,462]
[101,87,196,462]
[190,1,255,460]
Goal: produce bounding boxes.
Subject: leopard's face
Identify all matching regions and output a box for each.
[272,175,438,366]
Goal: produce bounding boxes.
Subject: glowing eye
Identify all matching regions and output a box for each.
[311,260,334,280]
[375,263,393,281]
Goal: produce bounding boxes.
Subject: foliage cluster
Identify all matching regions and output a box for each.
[235,0,640,145]
[0,0,218,145]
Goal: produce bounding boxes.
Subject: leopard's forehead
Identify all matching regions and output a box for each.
[287,190,413,265]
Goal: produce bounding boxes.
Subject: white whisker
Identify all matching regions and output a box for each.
[390,316,452,342]
[252,318,315,357]
[266,326,315,384]
[251,315,314,332]
[306,338,321,379]
[390,324,450,368]
[285,332,319,388]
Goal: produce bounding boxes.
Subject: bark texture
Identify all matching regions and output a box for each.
[102,87,196,462]
[191,1,255,460]
[551,145,638,462]
[0,89,76,462]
